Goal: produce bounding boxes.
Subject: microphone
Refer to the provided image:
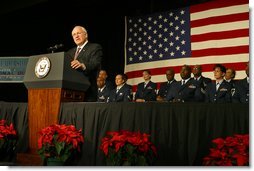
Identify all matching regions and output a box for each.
[48,44,64,52]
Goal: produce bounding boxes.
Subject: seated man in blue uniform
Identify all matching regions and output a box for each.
[166,65,203,102]
[205,64,232,103]
[107,74,132,102]
[135,70,157,102]
[98,69,114,90]
[157,68,176,101]
[192,64,212,90]
[96,76,112,102]
[224,67,237,88]
[232,62,249,103]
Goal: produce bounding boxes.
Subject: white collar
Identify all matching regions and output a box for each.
[99,85,106,91]
[77,40,88,50]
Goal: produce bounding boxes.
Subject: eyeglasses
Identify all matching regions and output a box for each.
[72,32,85,37]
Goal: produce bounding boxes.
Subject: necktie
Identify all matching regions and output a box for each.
[144,83,147,88]
[116,88,120,93]
[182,80,185,85]
[216,82,220,91]
[74,47,81,60]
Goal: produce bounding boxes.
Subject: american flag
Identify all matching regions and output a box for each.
[124,0,249,91]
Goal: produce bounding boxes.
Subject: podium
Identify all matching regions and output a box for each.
[18,52,90,165]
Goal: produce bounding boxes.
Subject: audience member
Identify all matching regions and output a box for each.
[96,77,111,102]
[107,74,132,102]
[224,68,237,88]
[157,68,176,101]
[232,62,249,103]
[98,69,114,90]
[135,70,157,102]
[205,64,232,103]
[192,64,212,90]
[166,65,203,102]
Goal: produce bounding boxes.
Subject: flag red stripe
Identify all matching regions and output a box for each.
[126,62,247,79]
[191,46,249,57]
[191,29,249,42]
[191,12,249,28]
[190,0,248,13]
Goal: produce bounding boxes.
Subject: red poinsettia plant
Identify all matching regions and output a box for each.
[0,119,17,160]
[37,124,84,163]
[100,130,157,166]
[203,134,249,166]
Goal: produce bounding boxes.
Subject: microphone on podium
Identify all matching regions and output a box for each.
[48,44,64,53]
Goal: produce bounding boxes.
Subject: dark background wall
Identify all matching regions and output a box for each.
[0,0,211,102]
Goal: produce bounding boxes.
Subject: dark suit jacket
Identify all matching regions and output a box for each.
[135,81,157,101]
[166,78,203,102]
[232,78,249,103]
[66,42,103,101]
[205,80,232,103]
[157,79,176,99]
[107,84,132,102]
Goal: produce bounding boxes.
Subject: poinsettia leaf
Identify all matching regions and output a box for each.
[55,142,65,155]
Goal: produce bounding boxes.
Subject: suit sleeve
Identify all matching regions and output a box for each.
[82,44,103,72]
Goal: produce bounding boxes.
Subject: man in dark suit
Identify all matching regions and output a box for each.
[157,68,176,101]
[107,74,132,102]
[166,65,203,102]
[205,64,232,103]
[66,25,103,102]
[135,70,157,102]
[232,62,249,103]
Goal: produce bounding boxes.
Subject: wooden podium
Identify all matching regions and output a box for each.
[18,52,90,165]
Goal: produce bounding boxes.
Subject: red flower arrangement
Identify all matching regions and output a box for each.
[0,119,17,161]
[203,134,249,166]
[37,124,84,163]
[100,130,157,166]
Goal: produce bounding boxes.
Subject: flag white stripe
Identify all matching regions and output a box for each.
[125,53,249,72]
[191,20,249,35]
[127,71,247,85]
[191,4,248,21]
[192,37,249,50]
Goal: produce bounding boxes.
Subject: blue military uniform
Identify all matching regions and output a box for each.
[107,84,132,102]
[135,81,157,101]
[193,76,212,90]
[157,79,176,99]
[97,85,112,102]
[232,77,249,103]
[166,78,203,102]
[205,80,232,103]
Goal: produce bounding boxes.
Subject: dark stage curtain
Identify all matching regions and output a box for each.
[58,102,249,166]
[0,102,28,153]
[0,102,249,165]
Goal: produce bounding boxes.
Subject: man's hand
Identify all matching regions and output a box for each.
[71,60,86,70]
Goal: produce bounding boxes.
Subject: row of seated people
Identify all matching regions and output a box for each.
[96,63,249,103]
